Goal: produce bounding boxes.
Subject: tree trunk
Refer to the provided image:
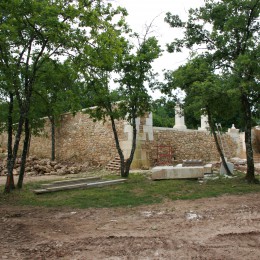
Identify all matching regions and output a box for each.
[4,92,15,193]
[109,115,126,177]
[241,94,256,183]
[5,115,24,193]
[206,107,232,176]
[50,116,56,161]
[17,117,30,189]
[124,114,137,177]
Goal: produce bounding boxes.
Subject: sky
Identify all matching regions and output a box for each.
[112,0,205,99]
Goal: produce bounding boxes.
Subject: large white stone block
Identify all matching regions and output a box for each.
[151,165,205,180]
[220,162,234,175]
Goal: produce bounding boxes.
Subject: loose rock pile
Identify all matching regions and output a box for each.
[0,156,91,176]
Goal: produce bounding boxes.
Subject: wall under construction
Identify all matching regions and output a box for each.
[0,111,243,169]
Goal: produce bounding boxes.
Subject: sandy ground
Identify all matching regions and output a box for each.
[1,189,260,259]
[1,165,260,259]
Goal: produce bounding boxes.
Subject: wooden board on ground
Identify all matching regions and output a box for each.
[41,177,101,187]
[33,179,127,194]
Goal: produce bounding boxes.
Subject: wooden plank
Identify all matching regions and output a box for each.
[41,177,101,187]
[33,179,127,194]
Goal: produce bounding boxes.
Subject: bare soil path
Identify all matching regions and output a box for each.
[1,192,260,259]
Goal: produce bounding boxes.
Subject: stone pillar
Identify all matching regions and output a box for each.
[228,124,239,135]
[120,113,153,169]
[198,114,209,131]
[227,124,243,158]
[173,104,187,130]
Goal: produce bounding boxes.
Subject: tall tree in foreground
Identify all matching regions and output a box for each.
[79,17,161,177]
[165,0,260,182]
[0,0,122,192]
[115,35,161,176]
[161,56,240,175]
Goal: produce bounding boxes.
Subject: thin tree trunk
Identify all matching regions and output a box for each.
[109,115,126,177]
[17,117,30,189]
[27,132,31,158]
[5,115,24,193]
[5,92,15,193]
[206,107,232,176]
[50,116,56,161]
[241,94,256,182]
[124,113,137,177]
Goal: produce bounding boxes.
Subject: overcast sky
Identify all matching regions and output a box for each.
[112,0,205,98]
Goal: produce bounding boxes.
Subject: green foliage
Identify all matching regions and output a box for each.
[0,172,259,209]
[151,98,175,127]
[33,58,82,120]
[72,4,162,177]
[161,55,241,129]
[115,35,162,123]
[165,0,259,108]
[0,0,138,189]
[164,0,260,180]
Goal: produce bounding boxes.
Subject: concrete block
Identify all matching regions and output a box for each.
[204,164,213,174]
[220,162,234,175]
[151,166,204,180]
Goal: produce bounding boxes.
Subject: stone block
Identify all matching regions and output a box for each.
[182,159,204,167]
[151,165,205,180]
[220,161,234,175]
[203,164,213,174]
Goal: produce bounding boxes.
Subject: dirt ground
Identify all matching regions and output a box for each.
[1,178,260,260]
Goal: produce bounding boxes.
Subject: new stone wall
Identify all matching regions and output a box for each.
[0,111,240,168]
[53,112,126,165]
[0,111,126,166]
[140,128,238,167]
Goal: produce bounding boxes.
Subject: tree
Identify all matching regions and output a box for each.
[152,97,175,128]
[165,0,260,182]
[0,0,124,192]
[33,58,81,161]
[161,55,238,175]
[78,16,161,177]
[115,35,161,176]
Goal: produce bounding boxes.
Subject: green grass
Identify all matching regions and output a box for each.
[0,172,260,209]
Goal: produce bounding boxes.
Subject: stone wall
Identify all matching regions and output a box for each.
[143,128,238,167]
[0,111,126,166]
[253,127,260,153]
[0,112,241,168]
[53,112,126,165]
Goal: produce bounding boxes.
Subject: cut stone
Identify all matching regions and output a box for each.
[151,165,212,180]
[220,161,234,175]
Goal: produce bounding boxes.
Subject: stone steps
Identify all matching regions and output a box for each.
[34,177,127,194]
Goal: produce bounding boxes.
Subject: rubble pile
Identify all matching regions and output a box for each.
[0,156,92,176]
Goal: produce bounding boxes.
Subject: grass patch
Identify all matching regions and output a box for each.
[0,171,260,209]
